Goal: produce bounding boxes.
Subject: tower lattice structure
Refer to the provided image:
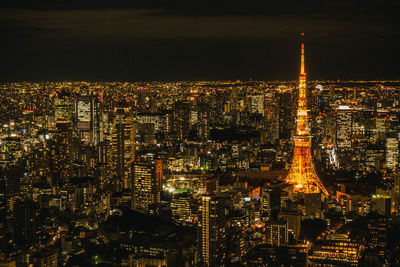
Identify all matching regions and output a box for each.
[285,38,329,196]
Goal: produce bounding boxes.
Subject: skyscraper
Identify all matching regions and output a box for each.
[336,105,353,151]
[75,93,102,145]
[277,91,295,139]
[164,110,174,136]
[52,121,72,185]
[131,159,162,212]
[201,195,226,266]
[264,91,279,143]
[285,36,329,196]
[54,90,73,122]
[13,199,37,248]
[198,103,209,141]
[111,106,135,191]
[174,101,190,140]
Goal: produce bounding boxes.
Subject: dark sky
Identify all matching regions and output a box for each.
[1,0,399,81]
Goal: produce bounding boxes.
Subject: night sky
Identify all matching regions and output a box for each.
[1,0,399,81]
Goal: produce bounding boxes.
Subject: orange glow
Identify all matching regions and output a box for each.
[285,41,329,196]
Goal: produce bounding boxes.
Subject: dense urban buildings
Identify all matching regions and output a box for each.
[1,42,400,266]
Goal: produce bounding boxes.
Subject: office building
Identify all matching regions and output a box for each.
[111,106,134,191]
[131,159,162,212]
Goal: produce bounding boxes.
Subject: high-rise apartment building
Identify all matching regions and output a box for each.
[201,195,226,266]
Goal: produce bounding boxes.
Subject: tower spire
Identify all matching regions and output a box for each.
[296,34,308,137]
[300,33,305,75]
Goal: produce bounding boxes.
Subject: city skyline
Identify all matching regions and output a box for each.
[1,1,400,266]
[0,49,400,265]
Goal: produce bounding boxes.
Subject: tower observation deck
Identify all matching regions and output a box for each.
[285,35,329,196]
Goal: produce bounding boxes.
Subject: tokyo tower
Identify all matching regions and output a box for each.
[285,36,329,196]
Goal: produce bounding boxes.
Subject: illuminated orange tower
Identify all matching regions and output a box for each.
[285,35,329,196]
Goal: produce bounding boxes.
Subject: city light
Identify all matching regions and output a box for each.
[0,2,399,265]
